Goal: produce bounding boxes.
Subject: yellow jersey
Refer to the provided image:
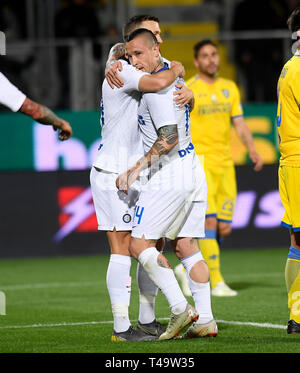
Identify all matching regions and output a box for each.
[186,75,243,168]
[277,53,300,166]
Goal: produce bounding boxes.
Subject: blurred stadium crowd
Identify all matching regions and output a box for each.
[0,0,299,111]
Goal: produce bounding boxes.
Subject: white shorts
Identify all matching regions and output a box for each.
[90,167,139,231]
[131,153,207,240]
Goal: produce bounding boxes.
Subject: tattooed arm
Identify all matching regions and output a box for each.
[105,43,126,71]
[116,124,178,193]
[105,42,185,91]
[233,116,263,171]
[105,43,126,88]
[19,98,72,140]
[136,124,178,168]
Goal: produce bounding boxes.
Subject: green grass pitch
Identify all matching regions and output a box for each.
[0,247,300,353]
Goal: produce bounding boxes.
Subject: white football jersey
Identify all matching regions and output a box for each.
[137,72,193,161]
[93,60,148,173]
[0,72,26,111]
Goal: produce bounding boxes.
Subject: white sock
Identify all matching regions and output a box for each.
[181,251,214,324]
[106,254,132,333]
[137,263,158,324]
[138,247,187,315]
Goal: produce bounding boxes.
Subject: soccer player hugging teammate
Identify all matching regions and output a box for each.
[277,7,300,334]
[93,14,200,342]
[175,40,263,297]
[116,28,217,340]
[90,35,189,340]
[106,15,194,109]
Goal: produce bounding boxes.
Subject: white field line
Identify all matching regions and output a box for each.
[0,318,286,331]
[1,281,103,291]
[0,272,283,291]
[216,320,286,330]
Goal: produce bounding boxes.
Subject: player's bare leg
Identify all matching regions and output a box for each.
[106,229,133,341]
[175,216,236,296]
[136,238,166,338]
[106,229,156,341]
[172,238,217,338]
[106,229,131,256]
[285,230,300,334]
[130,236,198,340]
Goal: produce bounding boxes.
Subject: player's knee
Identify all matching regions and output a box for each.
[173,238,198,260]
[181,250,209,282]
[173,241,185,260]
[189,260,210,283]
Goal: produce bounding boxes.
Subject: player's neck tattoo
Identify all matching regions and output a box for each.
[151,57,164,74]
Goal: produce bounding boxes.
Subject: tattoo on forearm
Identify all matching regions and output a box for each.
[150,125,178,157]
[111,43,126,60]
[105,59,116,73]
[20,98,62,127]
[133,125,178,174]
[105,43,126,72]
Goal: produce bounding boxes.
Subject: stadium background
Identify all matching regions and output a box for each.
[0,0,298,258]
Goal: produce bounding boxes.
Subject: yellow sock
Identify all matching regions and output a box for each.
[198,237,224,289]
[285,254,300,323]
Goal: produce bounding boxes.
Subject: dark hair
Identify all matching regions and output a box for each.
[287,7,300,33]
[125,28,159,45]
[123,14,160,41]
[193,39,218,58]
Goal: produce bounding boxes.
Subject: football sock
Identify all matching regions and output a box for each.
[198,229,224,289]
[285,246,300,323]
[137,262,158,324]
[106,254,132,333]
[138,247,187,315]
[181,251,213,324]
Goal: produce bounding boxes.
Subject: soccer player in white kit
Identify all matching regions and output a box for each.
[116,29,217,340]
[0,72,72,140]
[90,42,187,341]
[103,14,200,341]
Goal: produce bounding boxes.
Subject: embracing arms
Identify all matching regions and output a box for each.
[116,124,178,193]
[105,43,194,109]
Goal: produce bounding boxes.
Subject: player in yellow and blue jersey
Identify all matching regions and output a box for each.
[277,7,300,334]
[175,40,263,297]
